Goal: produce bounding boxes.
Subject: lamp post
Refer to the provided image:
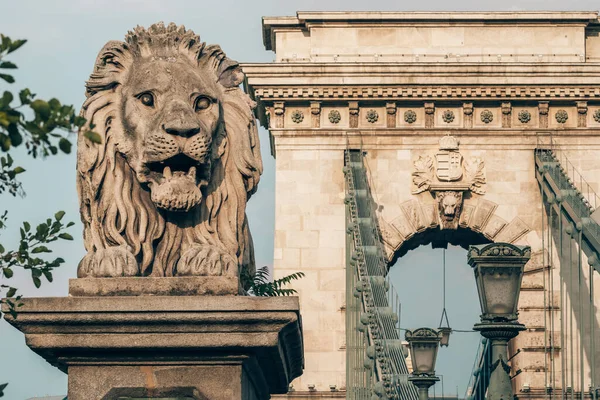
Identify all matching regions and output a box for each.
[405,327,443,400]
[468,243,531,400]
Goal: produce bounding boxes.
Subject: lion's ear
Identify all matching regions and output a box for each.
[201,44,244,88]
[217,58,244,88]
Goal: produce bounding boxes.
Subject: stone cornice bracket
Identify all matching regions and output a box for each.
[425,102,435,128]
[463,102,473,128]
[501,102,512,128]
[310,101,321,128]
[349,101,359,128]
[273,101,285,128]
[386,102,397,128]
[577,101,588,128]
[538,101,549,129]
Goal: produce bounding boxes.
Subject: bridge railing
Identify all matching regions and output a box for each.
[464,338,492,400]
[345,149,418,400]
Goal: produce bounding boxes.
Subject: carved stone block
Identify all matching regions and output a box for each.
[274,101,285,128]
[400,199,428,232]
[482,214,508,239]
[577,101,587,128]
[538,101,549,128]
[463,102,473,128]
[470,199,498,232]
[310,101,321,128]
[424,102,435,128]
[349,101,359,128]
[386,102,397,128]
[501,102,512,128]
[495,217,531,244]
[459,204,475,228]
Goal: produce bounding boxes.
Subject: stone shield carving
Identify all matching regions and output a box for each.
[412,135,486,229]
[76,23,263,279]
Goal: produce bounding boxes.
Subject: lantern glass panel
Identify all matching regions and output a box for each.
[480,266,521,317]
[410,343,438,375]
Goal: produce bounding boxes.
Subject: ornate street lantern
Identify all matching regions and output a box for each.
[405,328,442,400]
[468,243,530,322]
[438,326,452,347]
[467,243,531,400]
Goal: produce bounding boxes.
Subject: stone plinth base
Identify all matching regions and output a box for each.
[3,295,303,400]
[69,276,239,296]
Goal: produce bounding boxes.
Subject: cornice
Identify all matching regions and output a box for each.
[247,85,600,101]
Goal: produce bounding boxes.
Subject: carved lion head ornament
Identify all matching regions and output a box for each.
[77,23,262,280]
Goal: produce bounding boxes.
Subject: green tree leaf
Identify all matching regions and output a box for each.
[0,74,15,84]
[54,211,65,221]
[2,267,13,278]
[83,130,102,144]
[58,233,73,240]
[58,137,71,154]
[0,61,17,69]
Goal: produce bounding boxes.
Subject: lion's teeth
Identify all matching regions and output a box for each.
[187,166,196,178]
[163,166,172,179]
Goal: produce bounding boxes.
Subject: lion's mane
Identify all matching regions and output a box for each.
[77,23,262,277]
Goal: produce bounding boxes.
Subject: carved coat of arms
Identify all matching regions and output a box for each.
[411,135,486,229]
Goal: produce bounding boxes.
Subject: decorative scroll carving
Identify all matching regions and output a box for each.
[577,101,587,128]
[463,103,473,128]
[349,101,359,128]
[310,101,321,128]
[76,23,262,281]
[386,102,397,128]
[501,102,511,128]
[424,102,435,128]
[538,101,549,128]
[594,109,600,123]
[274,101,285,128]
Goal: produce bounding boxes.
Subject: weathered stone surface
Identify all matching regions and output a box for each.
[3,296,303,400]
[76,22,262,280]
[69,276,239,296]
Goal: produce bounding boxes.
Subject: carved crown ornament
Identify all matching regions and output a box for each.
[412,135,486,230]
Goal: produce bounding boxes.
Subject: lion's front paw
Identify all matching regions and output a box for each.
[77,246,139,278]
[175,245,237,277]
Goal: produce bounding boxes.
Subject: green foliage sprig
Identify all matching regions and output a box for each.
[0,34,100,196]
[241,266,305,297]
[0,211,74,319]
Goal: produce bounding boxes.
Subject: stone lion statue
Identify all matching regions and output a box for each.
[76,23,262,279]
[436,191,463,230]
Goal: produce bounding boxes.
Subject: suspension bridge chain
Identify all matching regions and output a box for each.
[536,136,599,399]
[344,149,419,400]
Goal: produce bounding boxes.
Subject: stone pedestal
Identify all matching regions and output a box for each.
[3,281,303,400]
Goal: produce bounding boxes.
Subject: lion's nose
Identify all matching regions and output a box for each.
[162,121,201,138]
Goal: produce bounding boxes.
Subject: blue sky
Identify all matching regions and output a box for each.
[1,0,599,398]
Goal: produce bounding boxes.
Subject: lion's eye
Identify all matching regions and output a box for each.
[195,96,211,111]
[139,93,155,107]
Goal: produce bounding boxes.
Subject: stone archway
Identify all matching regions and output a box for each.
[379,196,533,264]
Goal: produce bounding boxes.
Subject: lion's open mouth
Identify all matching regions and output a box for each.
[146,154,210,186]
[144,154,211,212]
